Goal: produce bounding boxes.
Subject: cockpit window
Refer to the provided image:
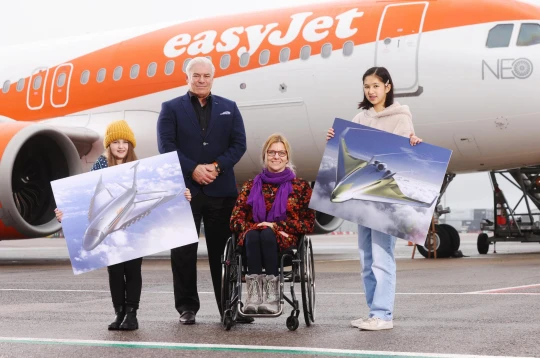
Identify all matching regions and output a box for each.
[517,23,540,46]
[486,24,514,48]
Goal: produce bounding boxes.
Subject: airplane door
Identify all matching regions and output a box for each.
[50,63,73,108]
[375,2,429,96]
[26,67,49,110]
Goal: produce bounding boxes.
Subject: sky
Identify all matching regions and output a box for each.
[3,0,537,218]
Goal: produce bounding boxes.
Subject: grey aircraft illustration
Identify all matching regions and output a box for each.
[330,128,439,207]
[82,161,180,251]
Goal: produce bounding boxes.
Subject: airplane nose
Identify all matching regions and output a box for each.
[82,228,106,251]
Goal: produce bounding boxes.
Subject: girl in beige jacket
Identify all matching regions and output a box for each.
[327,67,422,331]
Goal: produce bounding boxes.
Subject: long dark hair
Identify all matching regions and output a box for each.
[358,67,395,110]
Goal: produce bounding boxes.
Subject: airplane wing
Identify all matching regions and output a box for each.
[337,129,370,183]
[357,176,438,208]
[111,193,180,231]
[88,175,114,221]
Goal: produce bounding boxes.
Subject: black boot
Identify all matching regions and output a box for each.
[119,306,139,331]
[108,305,125,331]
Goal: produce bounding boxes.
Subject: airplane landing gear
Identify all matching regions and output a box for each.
[479,167,540,254]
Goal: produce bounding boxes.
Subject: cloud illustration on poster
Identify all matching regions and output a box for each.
[309,118,452,244]
[51,152,198,275]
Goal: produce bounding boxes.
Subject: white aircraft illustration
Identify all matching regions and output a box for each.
[331,128,440,207]
[83,162,180,250]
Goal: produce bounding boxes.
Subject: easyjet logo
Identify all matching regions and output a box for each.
[163,8,364,58]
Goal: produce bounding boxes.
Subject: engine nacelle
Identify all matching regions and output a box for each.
[313,211,344,234]
[0,122,82,238]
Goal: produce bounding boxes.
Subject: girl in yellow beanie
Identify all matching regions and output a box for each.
[55,119,191,331]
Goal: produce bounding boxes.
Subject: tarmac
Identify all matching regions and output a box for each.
[0,233,539,358]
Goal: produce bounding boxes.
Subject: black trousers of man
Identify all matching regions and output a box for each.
[171,191,236,317]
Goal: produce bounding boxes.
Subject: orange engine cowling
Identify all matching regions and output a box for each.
[0,121,82,239]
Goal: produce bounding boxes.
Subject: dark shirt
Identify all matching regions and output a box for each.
[188,91,212,134]
[91,155,109,171]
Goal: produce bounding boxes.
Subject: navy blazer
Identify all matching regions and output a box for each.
[157,92,247,198]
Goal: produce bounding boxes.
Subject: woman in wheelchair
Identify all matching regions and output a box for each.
[230,133,315,314]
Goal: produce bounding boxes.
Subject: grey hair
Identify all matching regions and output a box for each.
[185,57,215,79]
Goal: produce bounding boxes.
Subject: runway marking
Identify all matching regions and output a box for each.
[0,289,539,296]
[467,283,540,294]
[0,337,531,357]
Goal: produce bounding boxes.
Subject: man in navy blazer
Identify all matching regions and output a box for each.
[157,57,247,325]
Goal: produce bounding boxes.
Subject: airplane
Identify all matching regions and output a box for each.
[0,0,540,258]
[331,128,440,207]
[83,161,180,251]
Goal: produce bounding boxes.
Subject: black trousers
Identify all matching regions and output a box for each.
[107,257,143,309]
[171,191,236,316]
[245,228,279,276]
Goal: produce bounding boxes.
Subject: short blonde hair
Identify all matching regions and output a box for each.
[261,133,296,172]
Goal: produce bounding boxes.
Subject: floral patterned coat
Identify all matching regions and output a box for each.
[230,178,315,251]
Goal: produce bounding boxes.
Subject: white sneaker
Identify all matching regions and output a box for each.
[358,317,393,331]
[350,317,368,328]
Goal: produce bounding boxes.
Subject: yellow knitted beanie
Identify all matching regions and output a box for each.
[104,120,136,148]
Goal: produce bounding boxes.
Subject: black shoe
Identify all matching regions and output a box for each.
[179,311,196,325]
[119,306,139,331]
[108,305,125,331]
[236,315,254,324]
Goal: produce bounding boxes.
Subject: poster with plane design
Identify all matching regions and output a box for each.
[309,118,452,244]
[51,152,198,275]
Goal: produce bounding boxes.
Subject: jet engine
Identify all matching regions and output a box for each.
[0,121,82,238]
[313,211,344,234]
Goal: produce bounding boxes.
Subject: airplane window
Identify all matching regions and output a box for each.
[113,66,123,81]
[81,70,90,85]
[165,60,175,75]
[220,54,230,70]
[2,80,10,93]
[33,75,42,90]
[259,50,270,65]
[57,73,67,87]
[321,43,332,58]
[486,24,514,48]
[97,68,106,83]
[343,41,354,56]
[182,58,191,73]
[147,62,157,77]
[130,64,140,79]
[279,48,290,63]
[16,78,25,92]
[240,52,250,67]
[517,23,540,46]
[300,45,311,60]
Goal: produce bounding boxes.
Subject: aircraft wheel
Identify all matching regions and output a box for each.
[477,233,489,254]
[440,224,461,252]
[417,224,452,258]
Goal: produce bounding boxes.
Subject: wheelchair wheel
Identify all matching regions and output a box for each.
[286,315,299,331]
[223,311,234,331]
[300,236,316,326]
[221,237,238,323]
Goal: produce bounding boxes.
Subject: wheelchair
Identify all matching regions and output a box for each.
[220,233,315,331]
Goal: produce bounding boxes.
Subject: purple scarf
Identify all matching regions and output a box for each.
[247,168,296,223]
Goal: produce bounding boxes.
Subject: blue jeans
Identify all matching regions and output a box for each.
[357,225,397,321]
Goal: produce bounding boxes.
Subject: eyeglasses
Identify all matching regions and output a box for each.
[267,150,287,157]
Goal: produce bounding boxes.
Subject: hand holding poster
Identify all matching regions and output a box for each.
[309,118,452,244]
[51,152,198,274]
